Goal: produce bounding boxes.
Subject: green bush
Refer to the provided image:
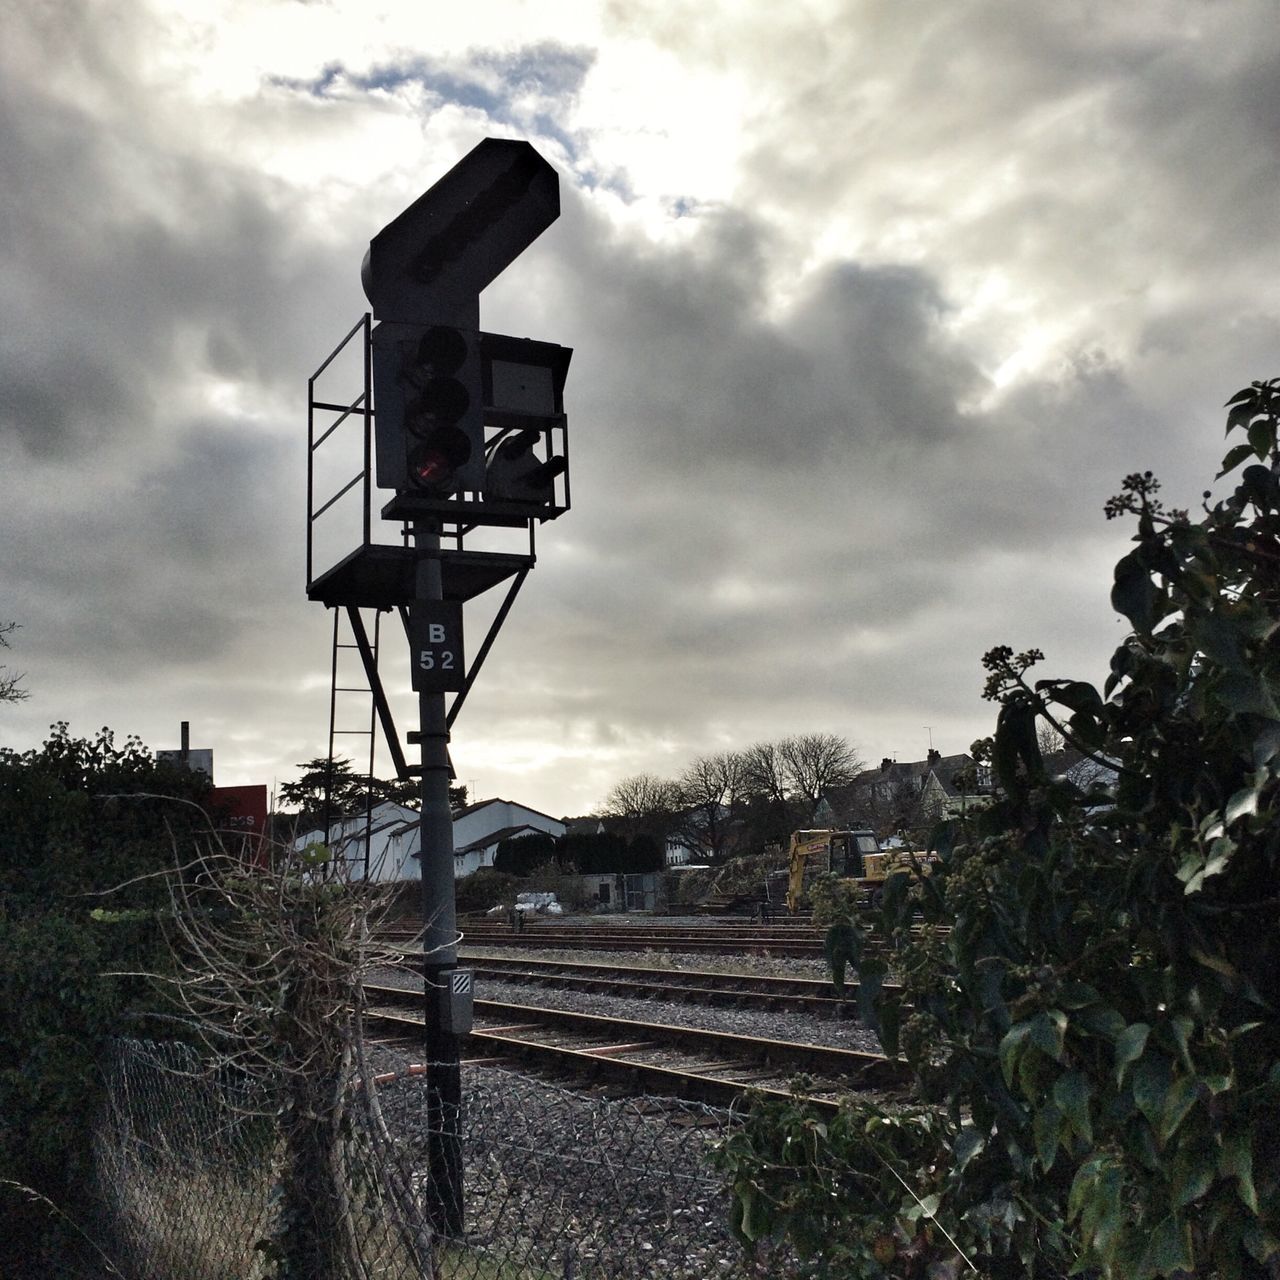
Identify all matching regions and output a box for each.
[721,380,1280,1278]
[454,867,519,914]
[0,724,213,1254]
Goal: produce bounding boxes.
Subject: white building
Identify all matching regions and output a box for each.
[295,801,420,883]
[450,798,566,878]
[297,796,567,882]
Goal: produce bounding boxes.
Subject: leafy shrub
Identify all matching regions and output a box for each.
[454,867,519,914]
[0,724,213,1253]
[722,380,1280,1278]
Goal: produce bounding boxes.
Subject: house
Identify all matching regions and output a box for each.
[819,750,993,837]
[295,800,421,882]
[449,798,567,878]
[819,746,1116,840]
[294,794,567,882]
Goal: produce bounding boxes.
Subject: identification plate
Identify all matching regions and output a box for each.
[409,602,465,692]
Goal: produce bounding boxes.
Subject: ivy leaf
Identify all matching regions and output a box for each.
[857,963,885,1033]
[1075,1003,1127,1042]
[1059,981,1102,1010]
[1224,786,1259,826]
[1029,1009,1067,1062]
[1219,1128,1259,1214]
[1115,1022,1150,1084]
[1157,1016,1196,1073]
[1034,1100,1063,1170]
[953,1125,985,1173]
[1132,1054,1173,1132]
[1135,1216,1194,1279]
[1158,1075,1200,1144]
[824,922,860,996]
[1169,1138,1215,1209]
[1216,672,1280,719]
[1248,414,1276,458]
[1041,679,1105,717]
[1112,552,1160,634]
[1218,440,1258,477]
[999,1022,1032,1087]
[1192,613,1247,671]
[1242,1223,1280,1267]
[1054,1071,1093,1146]
[878,995,902,1059]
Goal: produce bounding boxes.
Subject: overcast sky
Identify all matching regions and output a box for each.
[2,0,1278,818]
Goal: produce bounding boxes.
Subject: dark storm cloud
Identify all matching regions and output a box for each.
[2,421,296,666]
[5,0,1278,814]
[551,197,985,500]
[0,13,344,462]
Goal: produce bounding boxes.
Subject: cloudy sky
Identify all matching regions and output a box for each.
[2,0,1278,818]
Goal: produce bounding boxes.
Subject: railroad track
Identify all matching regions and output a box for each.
[379,918,941,960]
[384,924,902,959]
[455,952,904,1015]
[363,982,911,1115]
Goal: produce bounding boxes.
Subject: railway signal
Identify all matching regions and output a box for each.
[350,137,570,1240]
[372,322,484,494]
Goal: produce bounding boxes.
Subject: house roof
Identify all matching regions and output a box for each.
[454,824,549,856]
[451,796,564,826]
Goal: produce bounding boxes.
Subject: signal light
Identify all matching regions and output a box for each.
[371,322,484,495]
[402,327,474,495]
[485,427,568,505]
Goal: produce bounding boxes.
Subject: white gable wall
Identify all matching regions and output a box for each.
[294,797,566,884]
[453,800,565,851]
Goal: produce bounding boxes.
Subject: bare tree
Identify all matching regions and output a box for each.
[1037,721,1066,756]
[601,772,681,845]
[736,741,802,850]
[672,752,745,863]
[738,742,789,807]
[778,732,863,804]
[0,621,29,704]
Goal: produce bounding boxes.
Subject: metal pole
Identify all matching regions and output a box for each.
[412,517,464,1236]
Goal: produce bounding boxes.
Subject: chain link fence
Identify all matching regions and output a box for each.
[89,1038,784,1280]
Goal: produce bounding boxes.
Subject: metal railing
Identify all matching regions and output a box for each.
[307,314,373,591]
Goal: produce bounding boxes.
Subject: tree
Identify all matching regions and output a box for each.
[736,741,800,849]
[734,734,863,848]
[492,831,559,876]
[601,772,681,846]
[777,731,863,804]
[0,620,28,704]
[1036,720,1065,756]
[720,380,1280,1278]
[559,829,630,873]
[277,756,419,829]
[672,751,745,863]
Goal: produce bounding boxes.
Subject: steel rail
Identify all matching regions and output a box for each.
[457,953,907,1012]
[362,983,911,1113]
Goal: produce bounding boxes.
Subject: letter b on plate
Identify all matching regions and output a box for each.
[410,602,465,692]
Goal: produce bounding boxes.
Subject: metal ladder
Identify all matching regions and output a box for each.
[324,605,411,879]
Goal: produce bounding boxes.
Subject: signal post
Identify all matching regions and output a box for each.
[306,138,573,1236]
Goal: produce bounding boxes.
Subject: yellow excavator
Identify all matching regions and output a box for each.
[783,828,933,913]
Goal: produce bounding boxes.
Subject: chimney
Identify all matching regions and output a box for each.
[180,721,190,765]
[880,757,894,772]
[927,747,941,765]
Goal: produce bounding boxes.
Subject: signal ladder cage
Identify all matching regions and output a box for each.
[305,314,564,872]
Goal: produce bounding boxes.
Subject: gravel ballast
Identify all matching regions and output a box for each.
[375,952,884,1053]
